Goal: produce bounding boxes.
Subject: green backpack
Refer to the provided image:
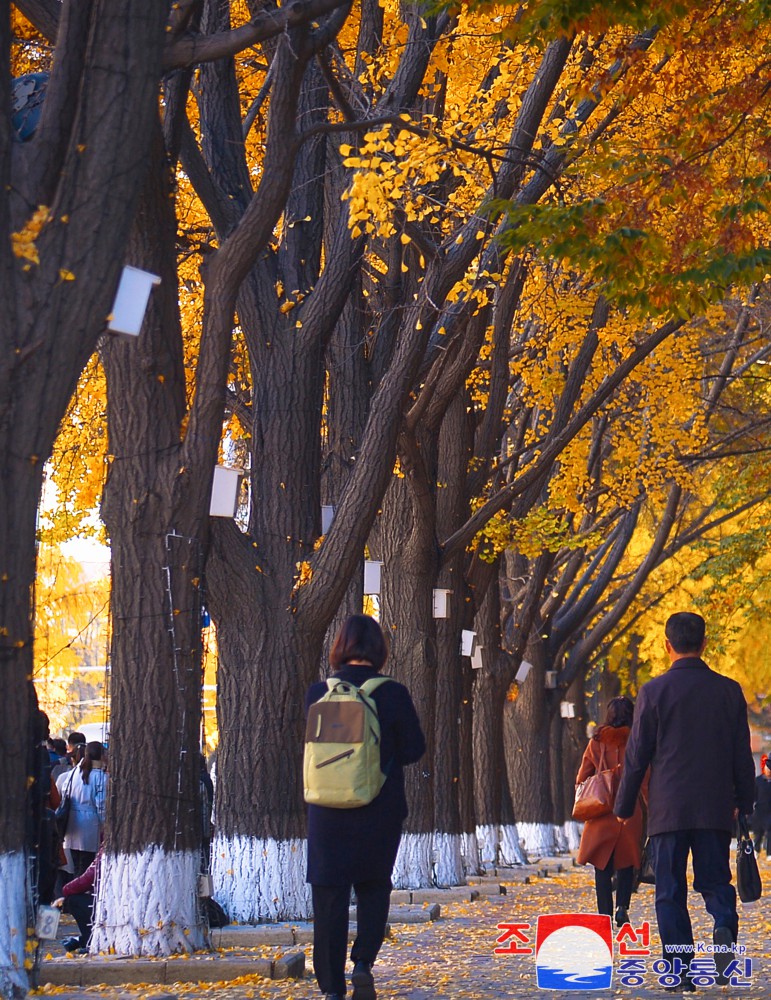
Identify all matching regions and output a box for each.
[303,676,391,808]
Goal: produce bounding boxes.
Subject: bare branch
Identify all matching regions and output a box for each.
[163,0,351,70]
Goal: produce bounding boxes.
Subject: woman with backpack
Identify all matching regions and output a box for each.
[305,615,426,1000]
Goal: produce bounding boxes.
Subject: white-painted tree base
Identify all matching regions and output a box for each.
[0,853,28,1000]
[499,824,528,866]
[432,832,464,887]
[90,848,205,956]
[211,836,311,922]
[460,831,480,877]
[476,823,528,868]
[516,822,556,857]
[561,820,582,851]
[391,833,433,889]
[475,824,499,870]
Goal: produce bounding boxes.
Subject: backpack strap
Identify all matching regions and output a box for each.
[359,676,391,697]
[324,676,392,696]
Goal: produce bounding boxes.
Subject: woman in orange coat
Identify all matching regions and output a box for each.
[576,696,646,927]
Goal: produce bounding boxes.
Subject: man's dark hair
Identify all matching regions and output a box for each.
[67,731,86,746]
[330,614,388,672]
[665,612,706,653]
[605,696,634,728]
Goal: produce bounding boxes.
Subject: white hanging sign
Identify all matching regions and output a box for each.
[432,588,452,618]
[35,906,61,940]
[515,660,533,683]
[560,701,575,719]
[364,560,382,594]
[460,629,477,657]
[209,466,242,518]
[321,505,335,534]
[471,644,484,670]
[197,872,214,898]
[107,265,161,337]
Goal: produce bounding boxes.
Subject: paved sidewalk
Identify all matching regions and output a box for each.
[34,857,770,999]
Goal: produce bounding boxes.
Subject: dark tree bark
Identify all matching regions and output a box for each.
[504,632,556,856]
[0,3,168,992]
[95,118,207,955]
[378,444,439,887]
[472,578,527,867]
[433,393,474,883]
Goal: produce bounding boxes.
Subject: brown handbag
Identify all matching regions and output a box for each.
[572,742,620,822]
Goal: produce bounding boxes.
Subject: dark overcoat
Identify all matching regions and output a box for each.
[576,725,646,871]
[752,774,771,827]
[615,657,755,835]
[305,664,426,885]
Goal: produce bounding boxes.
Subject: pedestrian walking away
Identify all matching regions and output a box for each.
[305,614,426,1000]
[614,611,755,992]
[576,696,647,928]
[750,753,771,860]
[56,740,108,879]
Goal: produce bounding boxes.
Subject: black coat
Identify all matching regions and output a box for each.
[753,774,771,827]
[305,664,426,885]
[615,657,755,836]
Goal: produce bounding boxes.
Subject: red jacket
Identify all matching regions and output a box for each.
[576,725,647,871]
[62,853,99,896]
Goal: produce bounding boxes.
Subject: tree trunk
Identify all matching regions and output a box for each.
[205,307,328,920]
[504,633,556,856]
[432,395,474,885]
[96,127,205,955]
[472,583,527,867]
[560,673,586,851]
[206,528,321,920]
[0,3,167,988]
[379,469,437,888]
[548,699,567,850]
[0,471,40,999]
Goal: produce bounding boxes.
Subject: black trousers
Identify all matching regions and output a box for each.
[751,822,771,856]
[650,829,737,969]
[70,849,95,880]
[594,856,634,917]
[64,892,93,948]
[311,879,392,995]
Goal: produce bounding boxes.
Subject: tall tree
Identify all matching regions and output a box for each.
[1,3,168,994]
[11,0,357,963]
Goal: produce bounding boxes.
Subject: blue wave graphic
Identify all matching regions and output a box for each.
[536,964,613,990]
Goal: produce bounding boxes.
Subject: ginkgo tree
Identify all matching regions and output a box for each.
[17,0,771,955]
[496,288,771,855]
[336,0,770,883]
[5,0,354,981]
[1,3,169,993]
[168,0,771,914]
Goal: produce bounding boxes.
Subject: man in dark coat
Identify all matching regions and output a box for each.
[305,615,426,1000]
[750,753,771,857]
[615,612,755,991]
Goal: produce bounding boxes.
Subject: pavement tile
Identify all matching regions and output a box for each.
[34,860,771,999]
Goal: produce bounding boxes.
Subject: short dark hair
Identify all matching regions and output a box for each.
[67,732,86,746]
[665,612,706,653]
[330,614,388,672]
[605,696,634,728]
